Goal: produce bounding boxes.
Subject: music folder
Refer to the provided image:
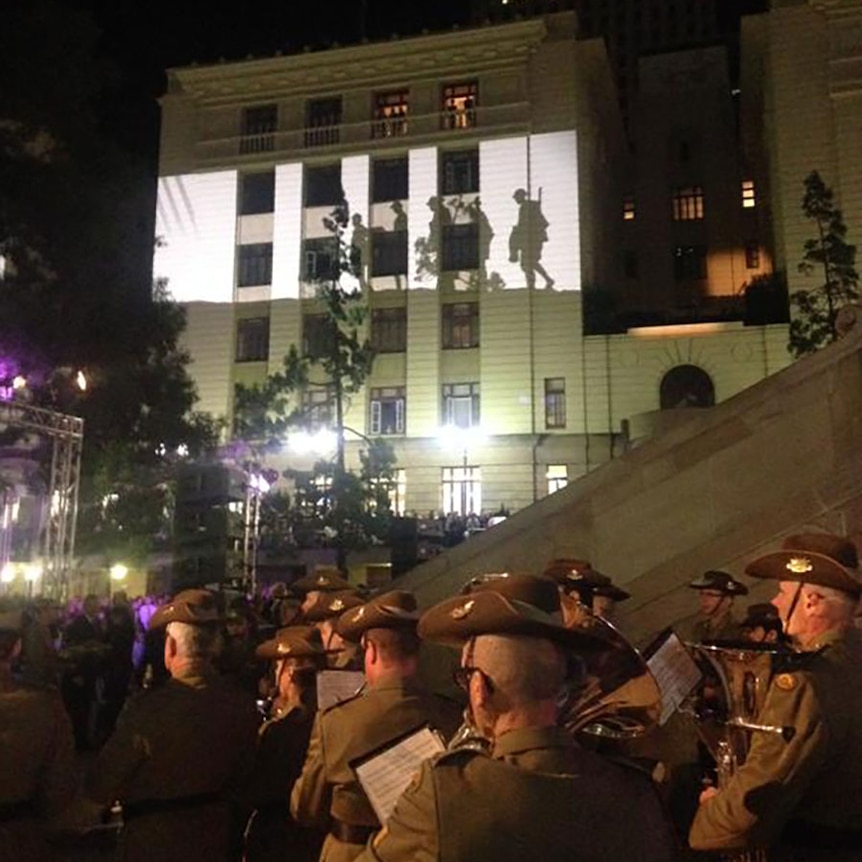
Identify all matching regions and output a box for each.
[644,628,703,725]
[350,725,446,825]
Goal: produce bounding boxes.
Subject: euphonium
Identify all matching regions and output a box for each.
[560,599,661,741]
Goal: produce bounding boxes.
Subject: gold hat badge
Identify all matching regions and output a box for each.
[786,557,814,575]
[451,600,475,620]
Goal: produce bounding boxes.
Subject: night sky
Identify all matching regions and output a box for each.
[70,0,766,163]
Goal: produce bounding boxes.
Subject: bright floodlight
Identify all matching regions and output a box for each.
[0,564,15,584]
[76,370,87,391]
[24,563,43,582]
[289,429,338,455]
[250,474,271,494]
[437,424,487,450]
[110,563,129,582]
[12,375,26,390]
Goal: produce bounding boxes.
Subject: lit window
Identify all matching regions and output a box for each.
[442,303,479,349]
[442,466,481,516]
[370,469,406,516]
[623,195,635,221]
[373,90,408,138]
[742,179,756,209]
[240,104,277,155]
[544,378,566,429]
[369,387,406,435]
[237,243,273,287]
[441,81,478,130]
[442,382,480,429]
[305,97,342,147]
[672,186,704,221]
[235,317,270,362]
[547,465,568,495]
[745,243,760,269]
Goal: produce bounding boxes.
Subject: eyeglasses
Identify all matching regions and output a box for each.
[453,665,494,693]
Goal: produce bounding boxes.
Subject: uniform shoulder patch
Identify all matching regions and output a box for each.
[773,673,797,692]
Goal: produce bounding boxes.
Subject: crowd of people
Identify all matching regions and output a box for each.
[1,530,861,862]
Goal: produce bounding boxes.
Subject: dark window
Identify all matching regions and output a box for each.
[441,223,479,271]
[544,377,566,429]
[440,149,479,195]
[236,317,270,362]
[624,250,638,279]
[371,231,408,278]
[373,91,409,138]
[673,245,707,281]
[305,97,342,147]
[372,158,409,203]
[240,105,277,154]
[369,387,406,435]
[239,171,275,215]
[302,314,335,360]
[660,365,715,409]
[304,164,343,207]
[442,382,480,428]
[745,243,760,269]
[302,237,339,281]
[672,185,705,220]
[442,303,479,349]
[302,385,335,427]
[441,81,478,130]
[237,243,273,287]
[371,307,407,353]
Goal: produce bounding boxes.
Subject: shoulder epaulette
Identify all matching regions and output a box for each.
[434,746,485,767]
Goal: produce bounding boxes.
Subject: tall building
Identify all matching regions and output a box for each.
[154,12,790,524]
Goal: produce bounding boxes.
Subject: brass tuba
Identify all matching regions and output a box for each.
[560,600,661,740]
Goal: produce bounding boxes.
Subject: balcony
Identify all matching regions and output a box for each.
[199,101,531,166]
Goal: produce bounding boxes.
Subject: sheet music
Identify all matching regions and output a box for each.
[354,727,445,824]
[316,670,365,710]
[646,631,703,725]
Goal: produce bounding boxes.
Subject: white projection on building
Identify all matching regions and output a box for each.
[154,171,238,303]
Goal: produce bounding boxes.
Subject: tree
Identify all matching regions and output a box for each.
[788,171,859,358]
[234,203,394,570]
[0,4,220,570]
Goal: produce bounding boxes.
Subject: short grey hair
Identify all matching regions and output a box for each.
[166,621,221,660]
[472,634,567,705]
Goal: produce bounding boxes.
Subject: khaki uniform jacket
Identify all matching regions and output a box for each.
[689,627,862,859]
[357,725,674,862]
[0,687,77,862]
[87,668,259,862]
[674,609,742,644]
[290,674,461,862]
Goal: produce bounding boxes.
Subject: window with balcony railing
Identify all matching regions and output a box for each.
[441,81,478,130]
[372,90,409,139]
[240,105,277,155]
[305,96,342,148]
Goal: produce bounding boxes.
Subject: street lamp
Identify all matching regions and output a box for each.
[109,563,128,582]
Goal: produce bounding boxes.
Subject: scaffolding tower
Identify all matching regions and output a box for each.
[0,401,84,598]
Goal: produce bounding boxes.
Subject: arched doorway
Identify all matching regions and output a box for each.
[659,364,715,409]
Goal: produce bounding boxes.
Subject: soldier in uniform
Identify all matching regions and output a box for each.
[674,570,749,643]
[293,570,354,617]
[290,590,462,862]
[303,590,365,670]
[690,533,862,860]
[77,589,259,862]
[0,607,77,862]
[245,626,328,862]
[356,590,673,862]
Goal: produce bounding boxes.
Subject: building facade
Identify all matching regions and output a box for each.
[154,12,791,522]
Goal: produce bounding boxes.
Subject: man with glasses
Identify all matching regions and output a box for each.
[356,590,673,862]
[290,590,461,862]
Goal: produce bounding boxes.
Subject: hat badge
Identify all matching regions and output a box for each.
[330,598,344,612]
[277,643,293,655]
[352,606,365,621]
[317,575,328,585]
[786,556,814,575]
[451,600,475,620]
